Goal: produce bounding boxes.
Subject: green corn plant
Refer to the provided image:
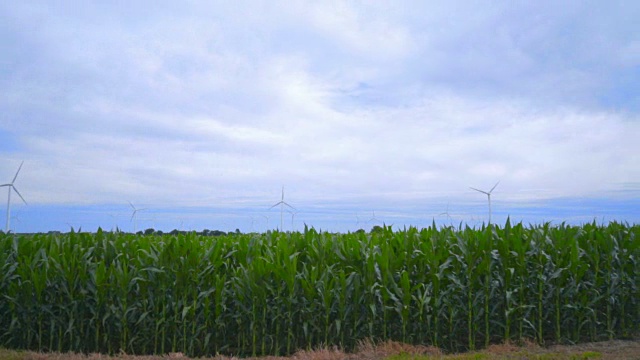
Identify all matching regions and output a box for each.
[1,222,639,356]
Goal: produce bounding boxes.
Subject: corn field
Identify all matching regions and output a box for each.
[1,220,638,356]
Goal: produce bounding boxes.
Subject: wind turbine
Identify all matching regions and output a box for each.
[10,215,21,233]
[369,210,380,225]
[250,216,257,232]
[269,186,295,231]
[470,181,500,224]
[262,215,270,230]
[287,209,299,231]
[128,201,147,233]
[107,213,121,232]
[439,203,452,223]
[1,161,27,232]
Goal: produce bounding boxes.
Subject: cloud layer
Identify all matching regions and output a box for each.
[1,1,639,231]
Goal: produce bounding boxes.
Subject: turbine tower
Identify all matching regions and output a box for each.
[269,186,295,231]
[470,181,500,223]
[1,161,27,232]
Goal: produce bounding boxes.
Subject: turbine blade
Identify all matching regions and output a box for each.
[269,202,283,209]
[128,201,136,210]
[470,187,489,195]
[11,161,24,183]
[283,202,296,210]
[130,210,137,221]
[489,181,500,194]
[0,184,10,187]
[12,187,27,205]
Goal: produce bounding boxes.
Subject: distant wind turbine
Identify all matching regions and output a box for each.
[1,161,27,232]
[369,210,380,224]
[107,213,120,232]
[287,209,299,231]
[470,181,500,223]
[128,201,147,233]
[10,215,21,233]
[439,203,452,223]
[250,216,257,232]
[269,186,295,231]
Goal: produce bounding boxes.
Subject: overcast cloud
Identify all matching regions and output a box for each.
[1,1,639,232]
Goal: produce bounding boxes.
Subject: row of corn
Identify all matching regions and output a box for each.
[0,220,638,356]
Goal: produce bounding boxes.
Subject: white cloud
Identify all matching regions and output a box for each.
[10,88,638,208]
[302,1,413,59]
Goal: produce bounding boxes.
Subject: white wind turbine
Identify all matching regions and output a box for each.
[470,181,500,224]
[107,213,120,232]
[439,202,453,223]
[269,186,295,231]
[11,214,22,233]
[1,161,27,232]
[369,210,381,225]
[128,201,147,233]
[250,216,257,232]
[287,209,299,231]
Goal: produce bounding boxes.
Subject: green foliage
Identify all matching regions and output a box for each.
[0,222,638,357]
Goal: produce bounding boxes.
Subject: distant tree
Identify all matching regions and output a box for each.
[370,225,384,234]
[144,228,155,235]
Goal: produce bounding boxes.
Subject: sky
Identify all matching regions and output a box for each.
[1,1,639,233]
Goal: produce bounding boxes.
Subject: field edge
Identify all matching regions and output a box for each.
[2,338,640,360]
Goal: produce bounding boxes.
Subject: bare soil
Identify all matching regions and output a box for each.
[2,338,640,360]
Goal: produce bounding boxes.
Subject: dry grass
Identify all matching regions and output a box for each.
[353,339,442,360]
[4,338,640,360]
[482,341,525,355]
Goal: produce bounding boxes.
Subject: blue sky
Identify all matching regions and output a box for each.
[1,1,639,233]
